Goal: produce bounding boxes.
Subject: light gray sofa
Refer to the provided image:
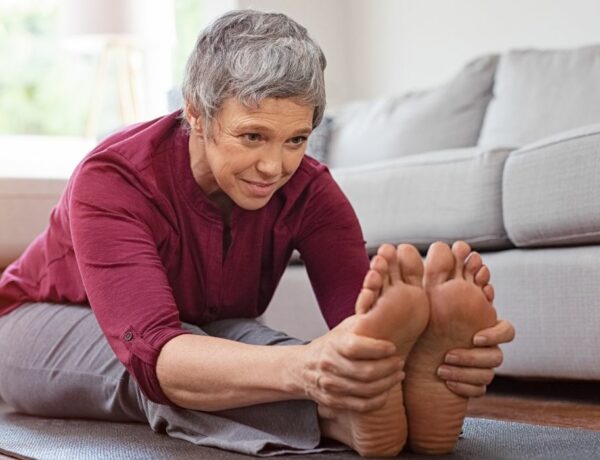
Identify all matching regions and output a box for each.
[262,44,600,382]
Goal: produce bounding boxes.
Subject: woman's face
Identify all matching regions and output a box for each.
[187,97,314,211]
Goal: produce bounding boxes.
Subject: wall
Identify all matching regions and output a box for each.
[204,0,600,105]
[346,0,600,100]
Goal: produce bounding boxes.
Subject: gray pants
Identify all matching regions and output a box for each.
[0,303,346,456]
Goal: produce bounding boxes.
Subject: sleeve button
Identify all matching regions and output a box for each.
[124,331,134,341]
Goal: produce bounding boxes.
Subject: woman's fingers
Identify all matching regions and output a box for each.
[334,332,397,360]
[472,319,516,346]
[445,381,488,398]
[316,369,405,399]
[303,329,405,408]
[317,388,391,413]
[444,346,504,369]
[437,364,495,386]
[320,352,404,382]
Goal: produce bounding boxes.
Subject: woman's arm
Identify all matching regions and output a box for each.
[156,318,404,412]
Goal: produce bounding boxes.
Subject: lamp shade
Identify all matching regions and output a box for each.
[61,0,175,48]
[62,0,137,39]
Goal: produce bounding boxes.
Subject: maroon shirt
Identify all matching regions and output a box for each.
[0,111,369,404]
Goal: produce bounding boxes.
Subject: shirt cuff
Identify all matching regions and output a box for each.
[120,325,192,405]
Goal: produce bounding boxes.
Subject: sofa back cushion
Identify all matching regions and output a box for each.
[479,45,600,149]
[327,55,498,168]
[332,146,513,252]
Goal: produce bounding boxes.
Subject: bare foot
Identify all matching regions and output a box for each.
[320,244,429,457]
[403,241,498,454]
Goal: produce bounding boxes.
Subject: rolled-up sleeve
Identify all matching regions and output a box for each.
[69,152,190,405]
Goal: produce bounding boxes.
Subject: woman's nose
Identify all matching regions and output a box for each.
[256,148,282,177]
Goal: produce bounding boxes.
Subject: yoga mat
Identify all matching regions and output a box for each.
[1,402,599,459]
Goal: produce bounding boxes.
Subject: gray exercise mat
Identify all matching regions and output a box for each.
[1,403,599,459]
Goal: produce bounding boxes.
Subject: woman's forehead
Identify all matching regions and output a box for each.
[219,97,314,132]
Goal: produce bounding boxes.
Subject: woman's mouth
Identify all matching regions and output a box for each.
[242,179,278,197]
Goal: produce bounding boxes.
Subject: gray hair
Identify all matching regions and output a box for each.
[181,9,327,134]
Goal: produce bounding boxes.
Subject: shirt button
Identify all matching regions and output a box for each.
[124,331,134,341]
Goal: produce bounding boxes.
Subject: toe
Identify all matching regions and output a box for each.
[451,241,471,278]
[464,252,482,283]
[424,242,455,288]
[377,244,400,284]
[355,288,377,314]
[364,264,385,293]
[483,284,495,302]
[397,244,424,286]
[363,270,383,292]
[475,265,491,287]
[356,267,385,314]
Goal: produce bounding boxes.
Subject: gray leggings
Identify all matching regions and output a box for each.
[0,303,346,456]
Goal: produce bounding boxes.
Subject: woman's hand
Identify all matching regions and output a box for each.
[436,319,516,397]
[301,317,404,412]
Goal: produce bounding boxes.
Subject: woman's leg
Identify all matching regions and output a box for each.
[143,318,342,455]
[0,302,145,422]
[0,303,343,456]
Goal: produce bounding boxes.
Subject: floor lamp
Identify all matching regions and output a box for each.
[62,0,142,139]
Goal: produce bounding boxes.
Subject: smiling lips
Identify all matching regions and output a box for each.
[242,179,278,197]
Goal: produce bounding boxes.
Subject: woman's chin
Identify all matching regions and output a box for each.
[232,194,273,211]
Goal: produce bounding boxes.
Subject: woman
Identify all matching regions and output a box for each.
[0,10,514,457]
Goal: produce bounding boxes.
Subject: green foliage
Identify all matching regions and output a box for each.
[0,0,203,136]
[0,1,93,135]
[173,0,204,85]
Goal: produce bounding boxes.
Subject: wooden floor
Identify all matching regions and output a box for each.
[466,376,600,431]
[1,377,599,459]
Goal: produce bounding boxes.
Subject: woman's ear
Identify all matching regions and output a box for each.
[185,104,204,136]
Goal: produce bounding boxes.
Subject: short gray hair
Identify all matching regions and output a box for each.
[181,9,327,134]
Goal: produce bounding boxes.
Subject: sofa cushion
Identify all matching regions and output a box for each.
[331,147,513,252]
[306,115,333,163]
[479,45,600,149]
[503,123,600,248]
[327,55,498,168]
[485,247,600,380]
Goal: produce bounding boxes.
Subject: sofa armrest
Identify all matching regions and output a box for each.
[503,122,600,247]
[0,178,67,267]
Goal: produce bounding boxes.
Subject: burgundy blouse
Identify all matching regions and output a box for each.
[0,111,369,404]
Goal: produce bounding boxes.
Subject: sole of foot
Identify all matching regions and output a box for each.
[323,244,430,457]
[403,241,497,455]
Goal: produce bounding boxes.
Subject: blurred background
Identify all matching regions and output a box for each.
[1,0,600,168]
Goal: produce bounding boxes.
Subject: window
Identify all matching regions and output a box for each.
[0,0,204,139]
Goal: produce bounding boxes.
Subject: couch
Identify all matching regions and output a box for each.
[262,44,600,382]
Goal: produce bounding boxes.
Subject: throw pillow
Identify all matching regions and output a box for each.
[327,54,498,168]
[306,115,333,163]
[478,44,600,149]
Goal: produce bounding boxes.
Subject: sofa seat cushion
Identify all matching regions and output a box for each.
[0,178,67,268]
[331,147,513,252]
[327,55,498,168]
[479,45,600,149]
[485,246,600,380]
[503,123,600,248]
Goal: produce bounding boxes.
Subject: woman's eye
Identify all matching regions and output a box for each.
[243,133,262,142]
[289,136,308,146]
